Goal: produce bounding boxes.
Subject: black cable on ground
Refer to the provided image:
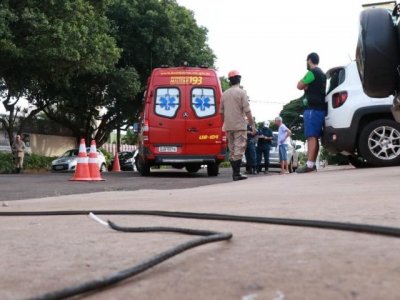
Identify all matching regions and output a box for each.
[28,217,232,300]
[1,209,400,299]
[2,210,400,238]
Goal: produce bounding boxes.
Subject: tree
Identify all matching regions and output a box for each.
[1,0,216,147]
[0,0,120,145]
[34,67,140,146]
[106,0,215,85]
[38,0,216,145]
[279,98,305,141]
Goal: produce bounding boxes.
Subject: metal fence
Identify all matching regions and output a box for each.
[101,143,137,155]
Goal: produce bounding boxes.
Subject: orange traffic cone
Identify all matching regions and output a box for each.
[112,152,121,172]
[70,139,91,181]
[88,140,104,181]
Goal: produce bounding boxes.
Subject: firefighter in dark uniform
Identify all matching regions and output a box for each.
[245,121,257,175]
[256,120,273,174]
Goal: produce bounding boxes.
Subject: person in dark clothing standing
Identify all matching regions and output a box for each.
[245,122,257,175]
[296,52,327,173]
[256,120,273,174]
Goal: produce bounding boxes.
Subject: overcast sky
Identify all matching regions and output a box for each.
[176,0,370,121]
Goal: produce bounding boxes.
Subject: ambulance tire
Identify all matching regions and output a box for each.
[186,165,201,173]
[136,156,151,176]
[356,8,399,98]
[207,163,219,176]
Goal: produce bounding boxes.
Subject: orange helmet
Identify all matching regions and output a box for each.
[228,70,241,78]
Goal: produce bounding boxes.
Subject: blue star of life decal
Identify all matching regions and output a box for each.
[194,96,211,111]
[159,95,177,111]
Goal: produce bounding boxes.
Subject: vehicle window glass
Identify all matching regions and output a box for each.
[191,88,216,118]
[327,68,345,94]
[155,88,180,118]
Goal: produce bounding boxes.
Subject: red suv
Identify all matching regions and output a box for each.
[134,67,227,176]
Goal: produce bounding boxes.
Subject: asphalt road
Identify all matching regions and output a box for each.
[0,168,242,201]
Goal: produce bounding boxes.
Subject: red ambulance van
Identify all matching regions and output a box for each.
[135,67,227,176]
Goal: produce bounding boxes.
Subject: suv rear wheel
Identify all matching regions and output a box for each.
[358,119,400,167]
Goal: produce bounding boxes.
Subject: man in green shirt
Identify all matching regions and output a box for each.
[296,52,327,173]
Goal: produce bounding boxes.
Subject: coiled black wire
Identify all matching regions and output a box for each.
[1,210,400,299]
[28,219,232,300]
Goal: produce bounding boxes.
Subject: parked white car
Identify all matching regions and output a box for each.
[52,148,107,172]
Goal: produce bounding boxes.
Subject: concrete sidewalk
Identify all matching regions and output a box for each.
[1,166,400,300]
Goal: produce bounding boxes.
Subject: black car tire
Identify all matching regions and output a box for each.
[207,163,219,176]
[186,165,201,173]
[358,119,400,167]
[136,156,151,176]
[356,8,399,98]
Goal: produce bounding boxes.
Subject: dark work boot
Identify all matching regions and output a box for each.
[232,160,247,181]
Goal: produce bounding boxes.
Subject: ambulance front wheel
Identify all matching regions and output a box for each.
[207,163,219,176]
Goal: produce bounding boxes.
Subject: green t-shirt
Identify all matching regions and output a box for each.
[301,71,315,85]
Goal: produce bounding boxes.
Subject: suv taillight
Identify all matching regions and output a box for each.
[332,91,348,108]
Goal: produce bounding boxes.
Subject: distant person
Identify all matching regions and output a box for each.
[245,121,257,175]
[296,52,327,173]
[12,135,26,174]
[220,70,256,181]
[256,120,273,174]
[275,117,292,174]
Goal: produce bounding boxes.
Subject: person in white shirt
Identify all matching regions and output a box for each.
[275,117,292,174]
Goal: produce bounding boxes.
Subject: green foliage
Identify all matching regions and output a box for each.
[121,129,138,145]
[9,0,217,146]
[99,148,113,163]
[107,0,215,84]
[320,147,349,166]
[1,0,121,145]
[24,154,55,170]
[219,161,231,168]
[36,66,141,146]
[220,77,230,92]
[0,0,120,84]
[279,98,305,141]
[297,152,307,166]
[0,153,14,173]
[0,153,55,173]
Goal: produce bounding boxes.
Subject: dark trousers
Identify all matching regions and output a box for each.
[257,144,270,171]
[245,141,257,169]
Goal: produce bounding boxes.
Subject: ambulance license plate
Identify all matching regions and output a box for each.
[159,146,177,153]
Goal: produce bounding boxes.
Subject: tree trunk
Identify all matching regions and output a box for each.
[117,126,121,153]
